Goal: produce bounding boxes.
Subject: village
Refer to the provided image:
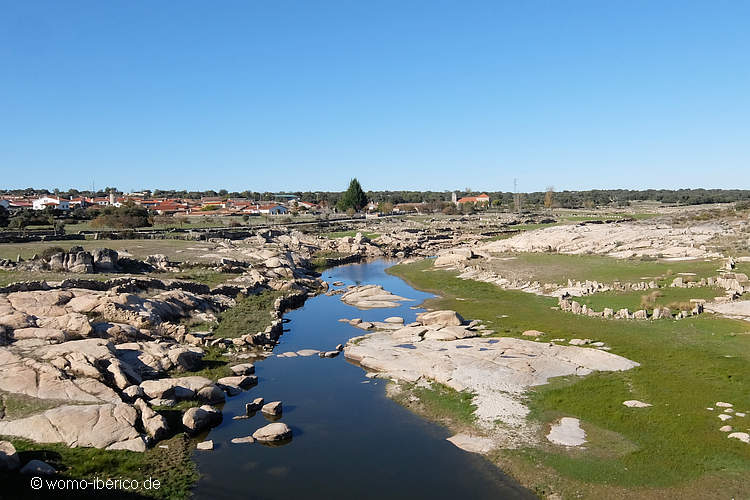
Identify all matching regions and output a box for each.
[0,190,493,218]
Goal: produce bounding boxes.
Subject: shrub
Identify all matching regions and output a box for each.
[90,202,151,229]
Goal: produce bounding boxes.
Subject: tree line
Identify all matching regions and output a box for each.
[3,187,750,210]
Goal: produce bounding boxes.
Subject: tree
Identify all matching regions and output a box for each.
[377,201,393,214]
[91,202,151,229]
[460,202,474,215]
[544,186,555,209]
[336,178,368,212]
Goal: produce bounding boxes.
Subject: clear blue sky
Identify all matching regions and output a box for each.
[1,0,748,193]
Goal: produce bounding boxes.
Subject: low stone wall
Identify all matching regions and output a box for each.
[0,233,85,244]
[558,296,705,320]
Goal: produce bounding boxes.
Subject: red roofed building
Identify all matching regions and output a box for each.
[455,193,490,206]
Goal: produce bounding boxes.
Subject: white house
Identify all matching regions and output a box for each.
[32,196,70,211]
[256,204,289,215]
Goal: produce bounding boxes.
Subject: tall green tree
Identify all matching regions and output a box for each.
[337,178,368,212]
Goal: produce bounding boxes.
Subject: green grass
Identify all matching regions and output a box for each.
[392,382,477,427]
[0,434,198,499]
[483,252,734,286]
[310,250,352,271]
[388,258,750,498]
[173,345,233,380]
[0,268,237,288]
[0,392,69,420]
[575,286,726,313]
[508,222,559,232]
[322,230,380,239]
[213,290,282,338]
[0,239,205,261]
[175,269,241,287]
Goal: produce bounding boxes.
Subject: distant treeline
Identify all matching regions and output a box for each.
[2,187,750,209]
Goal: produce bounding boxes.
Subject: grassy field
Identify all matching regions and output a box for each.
[388,258,750,499]
[0,433,198,499]
[575,287,726,312]
[390,382,477,428]
[0,239,215,261]
[0,268,239,288]
[483,253,745,286]
[212,290,283,338]
[322,230,380,239]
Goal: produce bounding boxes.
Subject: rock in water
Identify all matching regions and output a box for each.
[231,436,255,444]
[182,405,222,433]
[196,440,214,451]
[246,398,265,413]
[252,422,292,443]
[261,401,283,416]
[0,441,20,471]
[230,363,255,375]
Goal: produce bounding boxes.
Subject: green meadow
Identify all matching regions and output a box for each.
[388,258,750,499]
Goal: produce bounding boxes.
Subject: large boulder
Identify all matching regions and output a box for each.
[140,376,215,400]
[0,404,145,451]
[0,348,119,403]
[252,422,292,443]
[134,399,169,441]
[37,313,94,338]
[434,248,474,267]
[416,310,465,327]
[92,248,119,272]
[11,327,68,344]
[0,311,36,331]
[182,405,221,433]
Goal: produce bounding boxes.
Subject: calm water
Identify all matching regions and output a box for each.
[192,260,536,500]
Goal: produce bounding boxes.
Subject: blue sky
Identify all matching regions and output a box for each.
[1,0,748,192]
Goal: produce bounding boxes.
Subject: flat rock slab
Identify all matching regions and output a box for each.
[547,417,586,446]
[446,433,495,454]
[345,334,638,428]
[230,363,255,375]
[728,432,750,443]
[479,222,724,259]
[0,403,144,451]
[706,301,750,320]
[296,349,320,357]
[340,285,411,309]
[522,330,545,337]
[231,436,255,444]
[623,400,652,408]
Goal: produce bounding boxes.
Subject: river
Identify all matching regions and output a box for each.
[192,259,535,499]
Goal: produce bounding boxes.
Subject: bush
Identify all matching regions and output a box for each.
[8,210,51,229]
[91,202,151,229]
